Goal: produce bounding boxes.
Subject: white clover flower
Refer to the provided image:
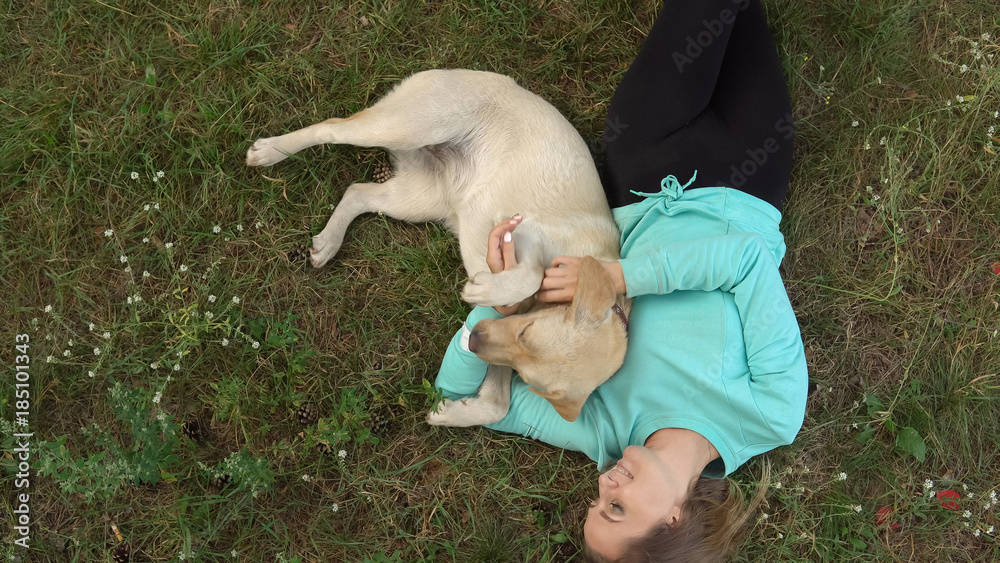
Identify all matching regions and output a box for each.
[143,270,151,278]
[222,338,229,346]
[338,450,347,459]
[232,296,240,304]
[94,347,101,356]
[332,503,339,513]
[252,341,260,349]
[838,472,848,481]
[851,120,859,127]
[104,229,114,237]
[103,332,110,339]
[180,264,188,272]
[775,481,782,489]
[152,392,162,404]
[213,225,222,234]
[165,242,173,249]
[174,364,180,372]
[131,171,139,180]
[208,294,217,303]
[88,371,95,378]
[924,479,934,490]
[157,170,165,178]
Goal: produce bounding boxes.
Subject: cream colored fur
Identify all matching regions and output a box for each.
[246,69,628,425]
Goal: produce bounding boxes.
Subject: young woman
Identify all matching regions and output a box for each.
[435,0,808,561]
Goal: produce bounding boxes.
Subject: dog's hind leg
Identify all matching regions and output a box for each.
[309,168,448,268]
[247,70,499,166]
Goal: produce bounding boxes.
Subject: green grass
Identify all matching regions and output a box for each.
[1,0,998,561]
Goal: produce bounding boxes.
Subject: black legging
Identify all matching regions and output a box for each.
[602,0,793,212]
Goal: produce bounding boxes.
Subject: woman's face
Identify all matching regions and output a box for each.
[583,445,686,559]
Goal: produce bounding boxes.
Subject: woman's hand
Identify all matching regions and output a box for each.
[486,214,522,316]
[536,256,627,303]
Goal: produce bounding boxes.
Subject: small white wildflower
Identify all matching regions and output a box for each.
[962,484,969,491]
[838,472,848,481]
[964,510,972,518]
[88,322,95,331]
[760,513,769,520]
[775,482,782,489]
[777,533,784,539]
[156,170,165,178]
[237,224,244,232]
[338,449,347,459]
[960,64,969,73]
[232,296,240,304]
[956,95,964,103]
[964,521,971,527]
[205,311,214,320]
[974,529,981,537]
[873,194,881,202]
[213,225,222,234]
[946,100,952,106]
[986,502,992,510]
[252,341,260,349]
[968,493,975,499]
[853,505,862,513]
[302,474,311,482]
[154,202,160,210]
[231,550,238,558]
[131,171,139,180]
[989,126,996,136]
[94,347,101,356]
[924,479,934,490]
[879,136,887,146]
[988,526,995,534]
[208,294,217,303]
[221,338,229,346]
[820,65,825,71]
[151,362,159,369]
[994,110,999,119]
[44,304,53,313]
[165,242,173,249]
[88,371,95,378]
[142,236,150,244]
[143,270,151,278]
[152,392,162,404]
[180,264,188,272]
[803,466,810,473]
[864,141,871,150]
[983,33,992,41]
[174,363,180,372]
[332,503,339,513]
[990,490,997,501]
[152,176,158,183]
[104,229,114,237]
[103,331,110,339]
[255,221,263,229]
[46,355,54,363]
[133,294,142,303]
[63,349,71,357]
[124,266,131,273]
[329,203,335,210]
[877,76,882,85]
[851,422,859,429]
[127,296,133,304]
[851,120,859,127]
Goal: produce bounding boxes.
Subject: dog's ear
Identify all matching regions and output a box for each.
[565,256,617,326]
[529,387,586,422]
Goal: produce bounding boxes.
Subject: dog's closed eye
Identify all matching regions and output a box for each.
[518,322,534,341]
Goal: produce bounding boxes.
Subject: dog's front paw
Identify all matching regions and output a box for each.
[246,137,289,167]
[309,233,340,269]
[425,398,479,427]
[461,271,498,306]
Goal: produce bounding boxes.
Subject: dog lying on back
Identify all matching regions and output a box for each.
[246,69,630,423]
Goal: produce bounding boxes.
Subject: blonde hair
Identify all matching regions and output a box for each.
[583,466,769,563]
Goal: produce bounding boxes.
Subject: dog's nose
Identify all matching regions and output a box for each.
[468,329,482,353]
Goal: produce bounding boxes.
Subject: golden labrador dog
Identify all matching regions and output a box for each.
[246,69,630,423]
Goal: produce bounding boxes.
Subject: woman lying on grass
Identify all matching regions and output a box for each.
[435,0,808,561]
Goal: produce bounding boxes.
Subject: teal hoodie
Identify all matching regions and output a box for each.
[435,180,808,476]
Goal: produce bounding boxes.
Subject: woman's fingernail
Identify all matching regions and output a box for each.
[503,232,512,243]
[513,213,521,220]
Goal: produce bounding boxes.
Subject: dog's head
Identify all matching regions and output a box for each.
[467,256,629,422]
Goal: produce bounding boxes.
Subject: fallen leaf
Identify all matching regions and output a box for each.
[937,489,961,510]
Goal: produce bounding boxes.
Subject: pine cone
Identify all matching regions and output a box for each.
[112,543,131,563]
[209,473,231,494]
[372,162,393,183]
[297,402,319,426]
[287,242,309,263]
[181,419,204,442]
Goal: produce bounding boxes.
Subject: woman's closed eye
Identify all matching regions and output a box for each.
[610,502,624,515]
